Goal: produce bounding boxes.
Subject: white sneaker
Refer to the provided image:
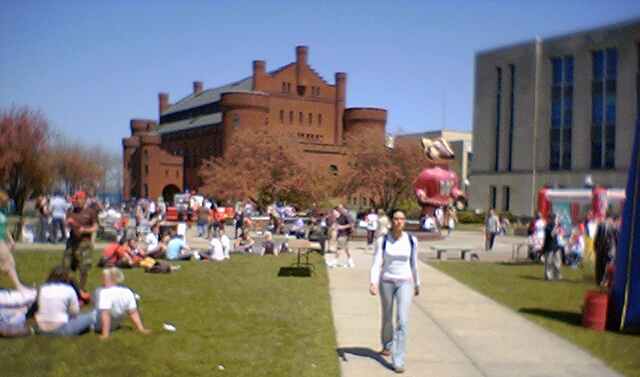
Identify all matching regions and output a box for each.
[347,259,355,268]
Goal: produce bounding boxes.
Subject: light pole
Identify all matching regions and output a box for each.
[531,36,543,216]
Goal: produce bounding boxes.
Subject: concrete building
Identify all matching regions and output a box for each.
[469,18,640,216]
[395,130,473,193]
[122,46,387,201]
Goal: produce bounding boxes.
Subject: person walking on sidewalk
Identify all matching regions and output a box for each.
[369,209,420,374]
[484,209,500,251]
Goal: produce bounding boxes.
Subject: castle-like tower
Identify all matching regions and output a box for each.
[122,46,387,201]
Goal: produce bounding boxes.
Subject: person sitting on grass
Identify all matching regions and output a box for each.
[166,233,193,261]
[204,234,225,261]
[0,287,37,337]
[261,231,278,256]
[35,266,95,336]
[94,267,150,339]
[144,224,167,258]
[566,225,585,268]
[219,228,231,259]
[234,231,255,253]
[118,238,147,268]
[98,237,127,268]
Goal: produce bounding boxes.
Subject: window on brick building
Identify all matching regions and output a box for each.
[308,113,312,125]
[282,82,286,93]
[165,170,168,177]
[287,83,291,93]
[329,164,338,176]
[145,165,149,176]
[318,114,322,125]
[233,114,240,128]
[289,111,294,124]
[299,112,303,124]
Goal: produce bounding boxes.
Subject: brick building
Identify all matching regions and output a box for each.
[123,46,387,202]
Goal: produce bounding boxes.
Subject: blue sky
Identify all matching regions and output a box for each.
[2,0,639,154]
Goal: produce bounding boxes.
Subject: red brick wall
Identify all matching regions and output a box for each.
[124,46,388,200]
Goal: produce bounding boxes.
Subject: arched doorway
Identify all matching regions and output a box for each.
[162,184,181,205]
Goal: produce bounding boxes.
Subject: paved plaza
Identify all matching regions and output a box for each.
[327,233,622,377]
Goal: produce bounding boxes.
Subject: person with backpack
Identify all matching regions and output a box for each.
[369,209,420,374]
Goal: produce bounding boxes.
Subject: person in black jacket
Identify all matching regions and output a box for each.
[594,216,618,286]
[543,213,562,281]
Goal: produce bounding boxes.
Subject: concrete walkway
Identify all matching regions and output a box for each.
[327,241,622,377]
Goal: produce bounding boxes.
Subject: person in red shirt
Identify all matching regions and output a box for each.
[99,239,125,268]
[63,191,98,293]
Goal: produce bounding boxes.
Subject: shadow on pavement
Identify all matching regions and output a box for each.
[519,307,583,327]
[336,347,394,371]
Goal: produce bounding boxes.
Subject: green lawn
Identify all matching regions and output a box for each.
[430,261,640,377]
[1,248,340,377]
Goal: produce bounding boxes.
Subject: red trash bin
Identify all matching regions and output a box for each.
[582,290,608,331]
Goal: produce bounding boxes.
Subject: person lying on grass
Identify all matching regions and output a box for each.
[94,267,150,339]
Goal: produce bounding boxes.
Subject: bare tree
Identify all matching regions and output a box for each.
[0,106,53,238]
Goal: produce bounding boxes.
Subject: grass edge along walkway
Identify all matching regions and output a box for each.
[1,248,340,377]
[429,261,640,377]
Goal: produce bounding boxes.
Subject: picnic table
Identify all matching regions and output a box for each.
[286,238,315,272]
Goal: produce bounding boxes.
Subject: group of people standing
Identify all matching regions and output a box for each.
[420,205,458,235]
[527,210,620,283]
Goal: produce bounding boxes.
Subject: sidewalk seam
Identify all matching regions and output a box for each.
[412,299,490,377]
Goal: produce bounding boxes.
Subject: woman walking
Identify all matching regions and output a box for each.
[369,209,420,374]
[0,191,27,290]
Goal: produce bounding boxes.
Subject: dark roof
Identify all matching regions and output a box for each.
[161,76,254,116]
[157,113,222,134]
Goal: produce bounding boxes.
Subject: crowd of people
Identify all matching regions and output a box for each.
[524,210,619,283]
[419,205,459,235]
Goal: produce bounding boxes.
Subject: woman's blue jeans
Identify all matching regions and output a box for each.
[41,312,95,336]
[379,279,413,369]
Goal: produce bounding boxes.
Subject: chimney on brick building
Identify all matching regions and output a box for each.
[193,81,203,95]
[334,72,347,144]
[253,60,266,76]
[296,45,308,66]
[158,92,169,116]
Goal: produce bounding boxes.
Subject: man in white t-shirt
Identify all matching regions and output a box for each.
[365,209,379,250]
[95,267,150,339]
[206,236,225,261]
[49,194,70,243]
